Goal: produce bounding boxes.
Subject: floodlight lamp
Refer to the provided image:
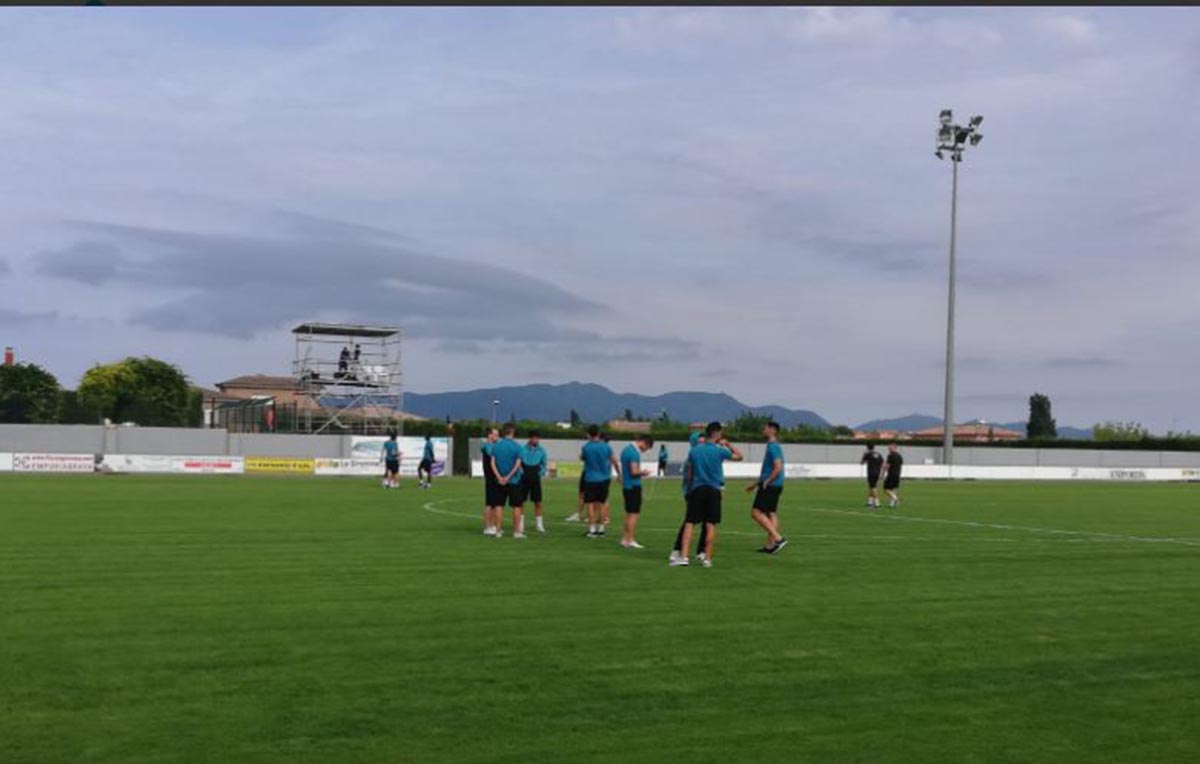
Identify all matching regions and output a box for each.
[935,149,944,160]
[969,115,983,128]
[939,109,953,124]
[969,133,983,146]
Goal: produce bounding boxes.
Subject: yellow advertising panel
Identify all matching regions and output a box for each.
[554,460,581,478]
[246,456,315,475]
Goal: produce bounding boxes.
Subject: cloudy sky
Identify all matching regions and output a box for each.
[2,7,1198,431]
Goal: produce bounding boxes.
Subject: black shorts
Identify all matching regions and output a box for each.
[385,458,400,474]
[578,473,586,493]
[499,483,524,508]
[867,473,881,489]
[582,480,610,505]
[623,486,642,514]
[884,475,901,491]
[686,486,722,525]
[521,475,543,504]
[419,458,433,473]
[753,485,783,513]
[485,481,505,507]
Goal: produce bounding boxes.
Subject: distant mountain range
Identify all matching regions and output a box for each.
[855,413,1093,440]
[404,383,1091,438]
[404,382,830,429]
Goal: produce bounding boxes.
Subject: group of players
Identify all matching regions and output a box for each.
[380,432,439,490]
[478,420,797,567]
[409,423,905,565]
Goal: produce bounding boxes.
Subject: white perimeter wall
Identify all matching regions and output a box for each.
[468,438,1200,482]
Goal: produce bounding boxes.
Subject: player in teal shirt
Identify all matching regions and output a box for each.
[520,430,549,534]
[481,428,501,537]
[677,422,743,567]
[618,436,654,549]
[580,425,620,538]
[745,421,787,555]
[670,428,709,563]
[381,432,401,489]
[418,435,437,489]
[490,424,527,538]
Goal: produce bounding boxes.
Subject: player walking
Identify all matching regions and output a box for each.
[481,428,501,536]
[746,421,787,554]
[417,435,435,488]
[861,443,884,508]
[678,422,743,568]
[580,425,620,538]
[520,430,549,534]
[882,443,904,508]
[619,436,654,549]
[381,431,401,489]
[490,424,526,539]
[657,442,669,477]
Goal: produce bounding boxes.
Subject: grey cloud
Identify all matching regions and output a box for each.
[38,219,601,342]
[0,308,59,325]
[33,241,123,285]
[433,340,488,355]
[1044,357,1120,369]
[643,152,939,276]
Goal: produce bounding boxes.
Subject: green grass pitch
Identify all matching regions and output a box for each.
[1,475,1198,763]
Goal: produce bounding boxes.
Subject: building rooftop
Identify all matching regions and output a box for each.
[215,375,300,391]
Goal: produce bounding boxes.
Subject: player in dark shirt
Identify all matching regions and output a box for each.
[883,443,904,508]
[860,443,884,508]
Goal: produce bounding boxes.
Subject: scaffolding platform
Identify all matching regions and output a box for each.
[292,322,403,434]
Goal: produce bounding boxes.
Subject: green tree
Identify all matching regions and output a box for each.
[78,357,193,426]
[57,389,102,424]
[1092,420,1150,442]
[0,362,61,423]
[729,410,770,436]
[186,387,205,428]
[1027,393,1058,439]
[623,407,634,421]
[569,408,581,426]
[831,424,855,438]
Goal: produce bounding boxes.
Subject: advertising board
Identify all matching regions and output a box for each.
[96,454,175,474]
[351,436,449,476]
[171,457,244,475]
[12,453,97,473]
[0,452,12,472]
[314,458,382,477]
[245,457,315,475]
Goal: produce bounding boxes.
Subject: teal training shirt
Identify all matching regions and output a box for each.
[581,440,614,483]
[491,437,523,481]
[620,444,642,490]
[520,444,548,477]
[760,442,784,488]
[688,442,733,490]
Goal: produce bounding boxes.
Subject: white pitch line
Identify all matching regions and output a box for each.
[797,506,1200,548]
[420,500,1032,544]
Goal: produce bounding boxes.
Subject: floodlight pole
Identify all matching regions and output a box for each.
[943,158,959,468]
[934,109,982,469]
